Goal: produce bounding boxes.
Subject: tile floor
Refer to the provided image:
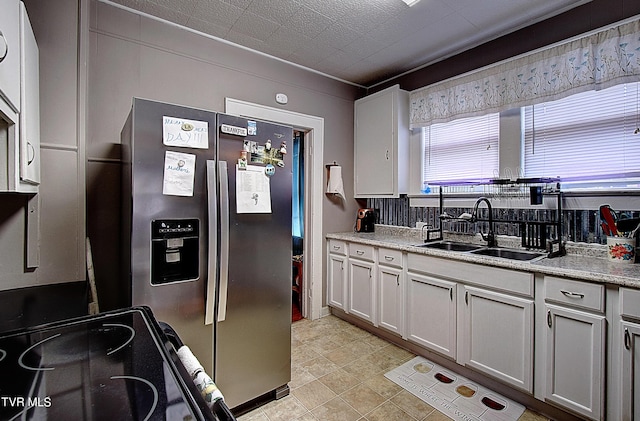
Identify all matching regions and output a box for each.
[238,314,550,421]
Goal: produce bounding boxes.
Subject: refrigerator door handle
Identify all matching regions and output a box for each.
[205,160,217,325]
[217,160,230,322]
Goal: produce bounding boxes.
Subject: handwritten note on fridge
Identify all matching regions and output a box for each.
[163,116,209,149]
[236,165,271,213]
[163,151,196,196]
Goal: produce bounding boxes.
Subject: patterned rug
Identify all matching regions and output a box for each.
[385,356,525,421]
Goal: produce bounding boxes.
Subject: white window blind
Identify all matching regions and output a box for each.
[524,83,640,181]
[422,113,499,184]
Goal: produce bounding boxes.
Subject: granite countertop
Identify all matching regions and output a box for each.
[327,225,640,289]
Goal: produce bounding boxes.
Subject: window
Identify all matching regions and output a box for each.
[523,83,640,183]
[422,113,499,187]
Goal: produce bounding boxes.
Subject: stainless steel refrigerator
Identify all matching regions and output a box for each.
[121,98,292,409]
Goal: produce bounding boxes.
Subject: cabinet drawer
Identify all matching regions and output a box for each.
[328,239,346,255]
[544,276,604,313]
[349,243,374,261]
[378,248,403,268]
[620,287,640,320]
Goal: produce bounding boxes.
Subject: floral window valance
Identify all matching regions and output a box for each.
[409,17,640,128]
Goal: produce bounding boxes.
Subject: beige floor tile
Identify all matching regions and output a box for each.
[323,345,363,367]
[391,390,437,420]
[289,363,317,389]
[291,379,337,410]
[310,397,361,421]
[291,344,322,365]
[261,395,309,421]
[340,383,387,415]
[342,355,386,379]
[318,368,362,394]
[363,373,404,400]
[300,355,340,378]
[365,402,418,421]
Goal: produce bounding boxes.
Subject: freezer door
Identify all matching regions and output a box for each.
[123,98,217,375]
[215,114,292,408]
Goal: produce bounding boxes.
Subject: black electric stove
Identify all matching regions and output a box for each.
[0,307,222,420]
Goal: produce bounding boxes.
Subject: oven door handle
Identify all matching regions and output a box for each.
[217,161,230,322]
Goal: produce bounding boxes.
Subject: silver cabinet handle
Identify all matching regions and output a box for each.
[560,290,585,299]
[465,290,468,305]
[450,288,453,301]
[384,255,394,261]
[333,245,341,250]
[0,30,7,63]
[356,250,364,255]
[547,310,552,328]
[395,274,399,286]
[625,328,631,350]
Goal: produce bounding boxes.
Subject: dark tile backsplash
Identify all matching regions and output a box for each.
[367,197,638,244]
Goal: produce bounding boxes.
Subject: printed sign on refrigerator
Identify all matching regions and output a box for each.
[163,116,209,149]
[163,151,196,196]
[236,165,271,213]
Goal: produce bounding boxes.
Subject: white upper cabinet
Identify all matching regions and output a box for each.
[0,1,40,193]
[354,85,409,198]
[0,0,21,112]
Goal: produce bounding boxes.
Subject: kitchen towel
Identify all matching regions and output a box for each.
[326,165,346,201]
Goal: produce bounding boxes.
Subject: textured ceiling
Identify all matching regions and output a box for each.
[105,0,591,87]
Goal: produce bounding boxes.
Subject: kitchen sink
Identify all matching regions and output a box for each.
[470,248,544,261]
[416,241,483,252]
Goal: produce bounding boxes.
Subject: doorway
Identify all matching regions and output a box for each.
[292,131,304,321]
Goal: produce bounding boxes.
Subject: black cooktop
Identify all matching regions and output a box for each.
[0,307,215,420]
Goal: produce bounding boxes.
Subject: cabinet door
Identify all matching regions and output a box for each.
[545,304,605,420]
[327,254,347,311]
[378,264,403,335]
[19,3,39,186]
[621,321,640,421]
[0,0,21,112]
[354,89,395,196]
[406,272,456,358]
[348,259,375,323]
[461,286,533,393]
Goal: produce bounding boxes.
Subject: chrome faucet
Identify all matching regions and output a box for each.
[472,196,496,248]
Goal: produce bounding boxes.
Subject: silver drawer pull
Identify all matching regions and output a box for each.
[560,290,585,299]
[332,245,341,250]
[356,250,364,255]
[384,256,394,261]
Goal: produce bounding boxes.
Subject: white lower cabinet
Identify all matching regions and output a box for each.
[348,258,375,323]
[327,253,347,311]
[327,240,347,311]
[619,287,640,421]
[378,263,404,335]
[621,321,640,421]
[543,276,605,421]
[460,285,534,393]
[407,271,456,358]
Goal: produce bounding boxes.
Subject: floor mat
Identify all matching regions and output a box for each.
[385,356,525,421]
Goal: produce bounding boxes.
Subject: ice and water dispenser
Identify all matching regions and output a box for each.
[151,219,200,285]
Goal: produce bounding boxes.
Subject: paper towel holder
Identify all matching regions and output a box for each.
[325,161,339,169]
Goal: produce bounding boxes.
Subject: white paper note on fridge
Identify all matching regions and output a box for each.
[236,165,271,213]
[163,151,196,196]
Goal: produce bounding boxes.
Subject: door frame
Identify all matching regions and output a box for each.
[225,98,324,320]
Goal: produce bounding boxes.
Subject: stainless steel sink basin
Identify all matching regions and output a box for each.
[470,248,544,261]
[416,241,483,252]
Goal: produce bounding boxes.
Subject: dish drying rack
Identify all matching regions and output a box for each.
[431,178,566,258]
